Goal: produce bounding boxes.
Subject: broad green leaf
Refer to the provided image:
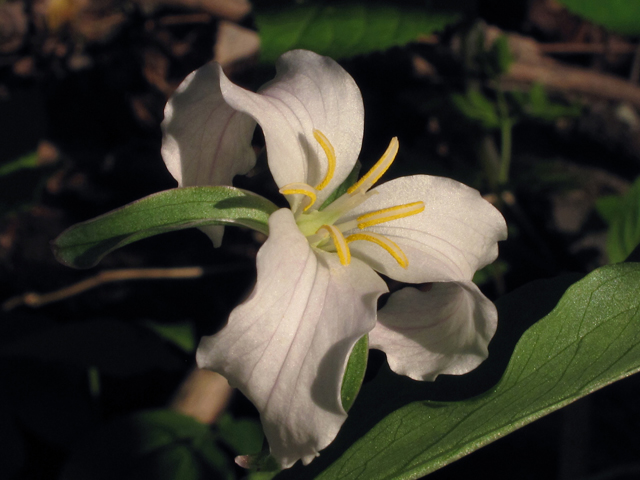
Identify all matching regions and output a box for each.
[256,1,460,63]
[597,177,640,263]
[61,409,233,480]
[311,262,640,480]
[557,0,640,35]
[53,186,278,269]
[595,194,623,224]
[340,334,368,412]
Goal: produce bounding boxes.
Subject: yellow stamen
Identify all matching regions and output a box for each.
[346,232,408,268]
[317,225,351,266]
[347,137,399,195]
[356,201,425,229]
[313,129,336,191]
[279,183,317,212]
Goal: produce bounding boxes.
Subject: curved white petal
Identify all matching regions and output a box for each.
[162,63,258,246]
[196,209,387,468]
[344,175,507,283]
[218,50,364,206]
[162,63,257,188]
[370,282,497,381]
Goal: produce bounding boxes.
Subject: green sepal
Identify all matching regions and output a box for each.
[341,334,368,412]
[319,162,361,211]
[53,186,278,269]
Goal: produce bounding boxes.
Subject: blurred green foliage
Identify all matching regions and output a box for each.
[217,413,264,456]
[558,0,640,35]
[60,409,233,480]
[0,152,58,215]
[597,176,640,263]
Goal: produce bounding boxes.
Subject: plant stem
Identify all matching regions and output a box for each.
[497,90,513,185]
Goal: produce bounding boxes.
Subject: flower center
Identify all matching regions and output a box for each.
[279,130,425,269]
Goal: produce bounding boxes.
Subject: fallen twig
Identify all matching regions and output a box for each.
[538,42,637,55]
[505,62,640,108]
[483,26,640,108]
[3,266,205,311]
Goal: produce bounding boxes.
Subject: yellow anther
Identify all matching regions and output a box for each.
[356,201,425,229]
[346,232,408,269]
[317,224,351,266]
[347,137,399,195]
[313,129,336,191]
[279,183,317,212]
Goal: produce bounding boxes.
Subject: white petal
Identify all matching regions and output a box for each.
[370,282,497,381]
[161,63,258,246]
[196,209,387,468]
[162,63,257,188]
[345,175,507,283]
[218,50,364,206]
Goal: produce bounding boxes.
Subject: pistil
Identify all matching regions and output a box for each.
[281,130,423,269]
[316,225,351,265]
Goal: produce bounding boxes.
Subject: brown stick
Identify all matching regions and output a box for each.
[539,42,637,55]
[504,62,640,108]
[170,368,233,424]
[2,266,204,311]
[134,0,250,22]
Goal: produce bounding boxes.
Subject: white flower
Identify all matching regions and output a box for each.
[162,50,507,468]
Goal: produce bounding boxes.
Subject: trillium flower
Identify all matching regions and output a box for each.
[162,50,507,468]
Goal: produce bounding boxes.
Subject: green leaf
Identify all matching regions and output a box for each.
[0,152,39,176]
[595,194,623,225]
[472,259,508,286]
[0,151,59,215]
[512,83,582,122]
[217,413,264,455]
[53,186,278,269]
[340,334,368,412]
[557,0,640,35]
[451,89,500,129]
[488,34,513,76]
[61,409,233,480]
[313,262,640,480]
[601,177,640,263]
[256,1,460,63]
[141,320,197,353]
